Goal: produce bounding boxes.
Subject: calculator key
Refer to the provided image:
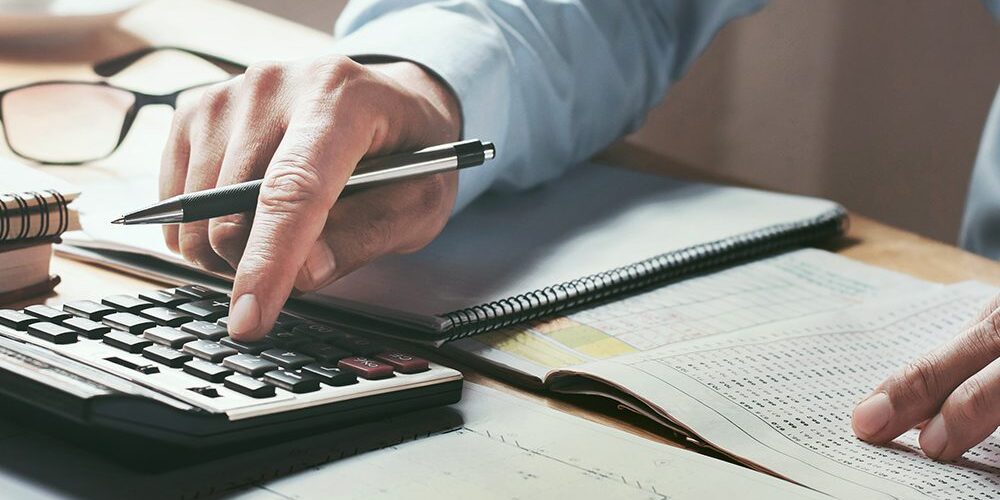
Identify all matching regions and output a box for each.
[63,317,111,339]
[101,295,154,313]
[23,305,72,323]
[177,299,229,321]
[292,322,337,337]
[26,322,76,344]
[375,352,430,374]
[302,363,358,386]
[273,313,304,331]
[143,326,197,348]
[62,300,116,321]
[139,307,195,327]
[224,374,276,398]
[265,330,309,347]
[0,309,38,330]
[183,359,233,383]
[217,316,229,329]
[262,370,320,393]
[298,342,350,363]
[183,340,237,362]
[338,356,394,380]
[138,289,193,307]
[102,312,156,334]
[223,354,278,377]
[103,331,153,353]
[328,335,383,356]
[142,344,193,368]
[175,284,224,300]
[220,336,274,354]
[181,321,228,341]
[261,349,315,369]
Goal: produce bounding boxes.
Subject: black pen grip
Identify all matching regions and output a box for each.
[181,180,261,222]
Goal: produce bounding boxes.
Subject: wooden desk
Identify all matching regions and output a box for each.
[4,0,1000,464]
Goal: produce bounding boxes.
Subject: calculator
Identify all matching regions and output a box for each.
[0,284,462,452]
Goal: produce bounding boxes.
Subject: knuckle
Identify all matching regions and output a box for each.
[259,157,326,213]
[310,56,365,90]
[356,214,393,257]
[896,356,944,404]
[195,83,232,120]
[242,62,285,98]
[949,378,993,425]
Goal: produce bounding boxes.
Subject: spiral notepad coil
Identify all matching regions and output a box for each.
[0,190,70,242]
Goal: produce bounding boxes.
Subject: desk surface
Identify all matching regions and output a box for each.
[4,0,1000,467]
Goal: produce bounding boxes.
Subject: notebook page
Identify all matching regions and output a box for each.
[306,163,843,326]
[447,249,931,381]
[568,282,999,499]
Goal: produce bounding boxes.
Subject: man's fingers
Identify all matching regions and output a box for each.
[919,357,1000,460]
[208,67,288,269]
[159,98,194,254]
[853,306,1000,443]
[177,84,234,273]
[294,173,457,292]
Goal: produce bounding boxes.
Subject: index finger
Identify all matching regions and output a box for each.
[225,103,371,340]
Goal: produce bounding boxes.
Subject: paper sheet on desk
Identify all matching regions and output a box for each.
[556,282,1000,499]
[0,384,820,500]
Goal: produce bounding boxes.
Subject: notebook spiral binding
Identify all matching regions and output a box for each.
[0,190,70,242]
[440,207,848,341]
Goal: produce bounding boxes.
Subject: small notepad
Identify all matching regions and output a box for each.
[0,157,81,242]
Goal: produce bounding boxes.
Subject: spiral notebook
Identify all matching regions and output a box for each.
[60,162,845,342]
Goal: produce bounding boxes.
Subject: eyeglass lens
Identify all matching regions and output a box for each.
[1,83,136,164]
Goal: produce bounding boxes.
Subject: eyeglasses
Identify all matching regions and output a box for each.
[0,46,247,165]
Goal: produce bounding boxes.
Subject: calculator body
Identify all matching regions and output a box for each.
[0,285,462,453]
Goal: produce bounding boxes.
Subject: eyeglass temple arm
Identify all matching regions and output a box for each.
[92,46,248,78]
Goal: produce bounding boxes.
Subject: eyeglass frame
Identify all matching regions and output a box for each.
[0,46,248,165]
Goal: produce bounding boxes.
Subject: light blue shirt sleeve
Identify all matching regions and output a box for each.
[958,2,1000,257]
[332,0,765,212]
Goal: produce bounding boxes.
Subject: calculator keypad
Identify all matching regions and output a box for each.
[0,287,453,419]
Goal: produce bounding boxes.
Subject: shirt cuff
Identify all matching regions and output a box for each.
[331,4,510,213]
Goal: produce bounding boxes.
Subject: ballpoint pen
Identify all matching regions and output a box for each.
[112,139,495,225]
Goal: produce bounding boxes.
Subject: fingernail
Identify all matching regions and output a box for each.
[853,392,892,439]
[295,241,337,290]
[228,294,260,338]
[920,414,949,459]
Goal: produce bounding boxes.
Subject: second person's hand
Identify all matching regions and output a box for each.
[159,56,462,340]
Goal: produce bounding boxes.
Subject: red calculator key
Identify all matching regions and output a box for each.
[337,356,394,380]
[375,352,429,374]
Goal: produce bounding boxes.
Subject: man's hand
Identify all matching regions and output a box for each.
[852,294,1000,460]
[160,57,461,340]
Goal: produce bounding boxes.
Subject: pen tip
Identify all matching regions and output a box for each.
[110,217,125,225]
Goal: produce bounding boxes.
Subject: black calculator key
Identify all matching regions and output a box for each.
[104,331,153,353]
[102,312,156,334]
[63,317,111,339]
[292,322,337,337]
[181,321,229,341]
[138,289,193,307]
[142,344,193,368]
[139,307,195,327]
[183,359,232,383]
[176,284,224,300]
[217,316,229,329]
[224,374,276,398]
[220,336,273,354]
[261,348,315,369]
[298,342,350,363]
[23,304,71,323]
[26,322,76,344]
[302,363,357,386]
[328,334,383,356]
[0,309,38,330]
[177,299,229,321]
[273,313,304,331]
[223,354,278,377]
[101,295,154,313]
[63,300,116,321]
[263,370,320,393]
[143,326,197,348]
[183,340,237,362]
[265,330,309,347]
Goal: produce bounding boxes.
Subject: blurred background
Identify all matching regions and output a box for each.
[240,0,999,244]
